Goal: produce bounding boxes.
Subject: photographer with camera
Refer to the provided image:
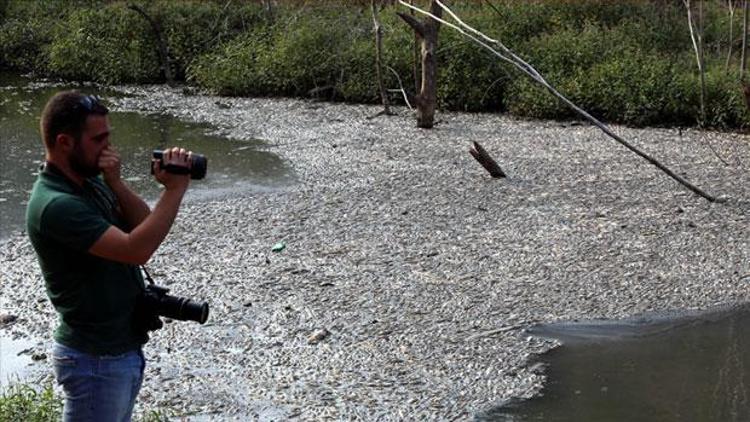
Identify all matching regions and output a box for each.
[26,90,196,421]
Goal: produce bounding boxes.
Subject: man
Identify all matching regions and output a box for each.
[26,90,192,421]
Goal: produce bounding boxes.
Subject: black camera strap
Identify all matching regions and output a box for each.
[140,265,156,286]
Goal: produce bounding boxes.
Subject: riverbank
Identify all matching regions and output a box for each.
[4,1,750,129]
[1,85,749,419]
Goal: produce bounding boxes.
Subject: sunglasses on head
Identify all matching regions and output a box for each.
[77,94,102,112]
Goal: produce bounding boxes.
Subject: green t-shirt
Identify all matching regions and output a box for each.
[26,165,147,355]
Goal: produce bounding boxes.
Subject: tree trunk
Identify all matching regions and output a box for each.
[128,4,173,85]
[742,0,749,78]
[684,0,706,125]
[371,0,391,115]
[410,0,421,94]
[263,0,276,23]
[398,0,442,129]
[726,0,735,72]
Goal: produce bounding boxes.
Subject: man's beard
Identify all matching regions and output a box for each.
[69,144,101,178]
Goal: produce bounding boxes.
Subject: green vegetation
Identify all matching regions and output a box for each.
[1,0,749,129]
[0,382,170,421]
[0,384,62,421]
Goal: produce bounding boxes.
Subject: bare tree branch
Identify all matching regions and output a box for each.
[399,0,723,203]
[128,4,173,85]
[386,65,414,110]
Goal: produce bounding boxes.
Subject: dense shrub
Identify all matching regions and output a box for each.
[0,383,62,421]
[2,0,749,129]
[160,2,267,80]
[187,29,274,96]
[578,53,688,126]
[48,5,160,83]
[0,18,51,72]
[189,6,380,99]
[698,67,750,128]
[0,1,73,72]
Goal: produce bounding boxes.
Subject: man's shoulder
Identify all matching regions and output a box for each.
[28,179,85,218]
[27,179,112,252]
[26,177,98,235]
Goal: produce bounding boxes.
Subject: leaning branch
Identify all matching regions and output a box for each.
[128,4,173,85]
[399,0,723,203]
[386,65,414,110]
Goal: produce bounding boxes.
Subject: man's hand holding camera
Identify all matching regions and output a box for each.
[153,147,192,192]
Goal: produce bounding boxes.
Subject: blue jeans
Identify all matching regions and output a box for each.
[52,343,145,422]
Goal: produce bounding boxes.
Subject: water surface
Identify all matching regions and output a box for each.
[483,306,750,421]
[0,73,295,239]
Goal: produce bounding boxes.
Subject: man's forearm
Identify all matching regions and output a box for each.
[107,179,151,229]
[124,187,187,263]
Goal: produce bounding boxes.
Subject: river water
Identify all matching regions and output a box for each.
[483,306,750,421]
[0,72,295,240]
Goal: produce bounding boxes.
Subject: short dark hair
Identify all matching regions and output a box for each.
[39,90,109,149]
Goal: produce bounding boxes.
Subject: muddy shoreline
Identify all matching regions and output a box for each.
[1,85,749,419]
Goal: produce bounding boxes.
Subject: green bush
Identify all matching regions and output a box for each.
[0,1,74,72]
[578,53,688,126]
[48,4,160,83]
[0,383,62,421]
[0,382,171,422]
[438,38,508,112]
[337,5,415,103]
[0,18,50,72]
[187,29,275,96]
[189,6,376,99]
[503,23,639,121]
[335,35,380,103]
[699,67,750,128]
[2,0,749,129]
[262,15,340,95]
[504,72,577,121]
[159,2,267,81]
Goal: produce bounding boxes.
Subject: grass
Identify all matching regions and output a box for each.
[0,383,61,421]
[0,382,170,422]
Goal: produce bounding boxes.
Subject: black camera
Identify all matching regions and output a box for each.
[152,150,208,180]
[135,284,209,332]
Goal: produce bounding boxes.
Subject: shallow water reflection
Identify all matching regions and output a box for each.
[0,333,39,390]
[484,306,750,422]
[0,73,295,239]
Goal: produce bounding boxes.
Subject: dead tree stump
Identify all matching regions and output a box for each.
[470,141,506,178]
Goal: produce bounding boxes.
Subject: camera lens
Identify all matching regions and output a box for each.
[189,154,208,180]
[157,294,209,324]
[152,150,208,180]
